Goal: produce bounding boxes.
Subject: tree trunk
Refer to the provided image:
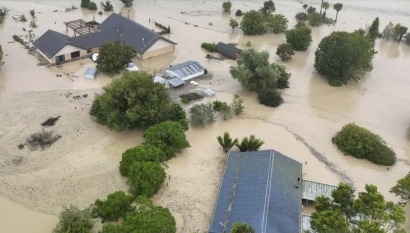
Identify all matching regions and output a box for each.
[399,34,403,43]
[319,0,324,14]
[335,11,339,22]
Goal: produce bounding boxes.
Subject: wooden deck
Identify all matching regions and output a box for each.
[302,179,337,201]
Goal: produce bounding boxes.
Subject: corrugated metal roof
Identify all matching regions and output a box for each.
[167,61,204,78]
[168,77,185,87]
[216,42,242,60]
[209,150,303,233]
[302,180,337,201]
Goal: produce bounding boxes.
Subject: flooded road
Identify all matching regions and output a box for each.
[0,0,410,232]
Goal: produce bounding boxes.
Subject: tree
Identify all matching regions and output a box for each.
[119,0,133,7]
[391,172,410,206]
[235,10,243,17]
[231,94,244,115]
[314,31,375,85]
[322,2,330,17]
[266,14,288,33]
[101,223,121,233]
[128,161,166,196]
[143,121,190,160]
[96,42,134,75]
[0,45,3,66]
[53,206,93,233]
[257,89,284,107]
[404,33,410,45]
[332,123,396,165]
[90,71,187,130]
[319,0,324,14]
[229,18,239,32]
[240,10,266,35]
[121,196,176,233]
[276,43,294,61]
[308,12,322,26]
[100,0,113,11]
[311,183,406,233]
[393,24,408,43]
[119,144,164,176]
[302,4,308,13]
[307,6,316,14]
[260,0,275,15]
[92,191,134,222]
[382,22,395,40]
[295,12,308,21]
[231,222,255,233]
[81,0,91,8]
[30,9,35,18]
[217,132,238,153]
[285,26,312,51]
[222,1,232,13]
[367,17,380,40]
[189,103,215,127]
[87,1,97,10]
[333,3,343,22]
[236,135,264,152]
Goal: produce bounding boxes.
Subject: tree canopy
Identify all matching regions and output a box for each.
[285,25,312,51]
[276,43,294,61]
[128,161,166,197]
[143,121,190,160]
[260,0,275,15]
[240,10,266,35]
[266,14,288,33]
[222,1,232,13]
[310,183,406,233]
[119,144,164,176]
[367,17,380,40]
[97,42,135,75]
[120,0,133,7]
[231,222,255,233]
[90,71,187,130]
[229,18,239,32]
[391,172,410,206]
[53,205,93,233]
[314,31,375,85]
[333,3,343,22]
[92,191,134,222]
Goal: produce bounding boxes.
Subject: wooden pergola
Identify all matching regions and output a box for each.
[64,19,101,36]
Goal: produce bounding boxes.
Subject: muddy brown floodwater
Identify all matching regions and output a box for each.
[0,0,410,232]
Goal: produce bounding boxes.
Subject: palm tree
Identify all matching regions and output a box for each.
[303,4,308,13]
[217,132,238,153]
[236,135,264,152]
[319,0,324,14]
[322,2,330,18]
[333,3,343,23]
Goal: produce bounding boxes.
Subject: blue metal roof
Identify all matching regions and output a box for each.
[209,150,302,233]
[167,61,204,78]
[168,77,185,87]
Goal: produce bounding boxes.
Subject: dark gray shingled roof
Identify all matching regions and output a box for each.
[209,150,303,233]
[34,13,176,58]
[216,42,241,60]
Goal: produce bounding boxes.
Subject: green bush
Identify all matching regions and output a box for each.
[92,191,133,222]
[235,9,243,16]
[295,12,308,21]
[128,161,166,197]
[231,94,244,115]
[212,100,229,112]
[332,123,396,166]
[276,43,294,61]
[180,92,204,103]
[257,89,283,107]
[119,144,164,176]
[53,206,93,233]
[189,103,215,127]
[222,1,232,13]
[201,42,217,52]
[308,12,322,26]
[285,26,312,51]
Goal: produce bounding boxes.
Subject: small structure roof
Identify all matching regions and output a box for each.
[209,150,303,233]
[168,77,185,87]
[216,42,242,60]
[166,61,204,79]
[302,180,337,201]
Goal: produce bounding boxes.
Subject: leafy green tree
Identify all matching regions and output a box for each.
[81,0,91,8]
[393,23,408,43]
[217,132,238,153]
[222,1,232,13]
[128,161,166,196]
[240,10,266,35]
[119,144,164,176]
[189,103,215,127]
[100,0,113,11]
[257,89,283,107]
[285,26,312,51]
[303,4,308,13]
[121,196,176,233]
[92,191,133,222]
[53,206,93,233]
[311,209,350,233]
[276,43,294,61]
[30,9,35,18]
[229,18,239,32]
[87,1,97,10]
[333,3,343,22]
[382,22,395,40]
[143,121,190,160]
[332,123,396,165]
[90,71,187,130]
[97,42,134,75]
[295,12,308,21]
[314,31,375,85]
[235,10,243,17]
[231,94,244,115]
[367,17,380,40]
[331,183,356,220]
[260,0,275,15]
[231,222,255,233]
[308,12,322,26]
[236,135,264,152]
[266,14,288,33]
[321,2,330,17]
[119,0,133,7]
[390,172,410,206]
[307,6,316,14]
[101,223,121,233]
[404,33,410,45]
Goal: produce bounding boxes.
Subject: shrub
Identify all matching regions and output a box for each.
[231,222,256,233]
[285,26,312,51]
[201,42,217,52]
[295,12,308,21]
[222,1,232,13]
[266,13,288,33]
[100,0,114,11]
[332,123,396,166]
[246,41,252,47]
[87,2,97,10]
[217,132,238,153]
[231,94,244,115]
[30,10,35,18]
[92,191,133,222]
[120,0,133,7]
[213,100,229,112]
[98,11,103,15]
[180,92,204,103]
[29,20,37,28]
[53,206,93,233]
[128,161,166,196]
[19,14,27,22]
[257,89,283,107]
[236,135,264,152]
[276,43,295,61]
[240,10,266,35]
[308,12,322,26]
[235,9,243,16]
[119,144,164,176]
[189,103,215,127]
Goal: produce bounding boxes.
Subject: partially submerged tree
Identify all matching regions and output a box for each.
[90,71,187,130]
[231,222,255,233]
[367,17,380,40]
[285,25,312,51]
[382,22,395,40]
[231,94,244,115]
[92,191,134,222]
[143,121,190,160]
[222,1,232,13]
[189,103,215,128]
[307,6,316,14]
[333,3,343,23]
[321,1,330,18]
[308,12,322,26]
[128,161,166,197]
[260,0,275,15]
[240,10,266,35]
[302,4,308,13]
[236,135,264,152]
[310,183,406,233]
[229,18,239,32]
[100,0,113,11]
[276,43,294,61]
[119,144,164,176]
[295,12,308,21]
[97,42,134,75]
[391,172,410,206]
[217,132,238,153]
[53,205,93,233]
[393,23,408,43]
[314,31,375,85]
[266,13,288,33]
[119,0,133,7]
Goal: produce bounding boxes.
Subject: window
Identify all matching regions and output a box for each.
[71,51,80,59]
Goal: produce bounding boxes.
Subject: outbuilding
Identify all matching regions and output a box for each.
[216,42,242,60]
[165,61,205,81]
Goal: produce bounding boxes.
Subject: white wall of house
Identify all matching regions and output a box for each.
[141,39,174,60]
[54,44,83,57]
